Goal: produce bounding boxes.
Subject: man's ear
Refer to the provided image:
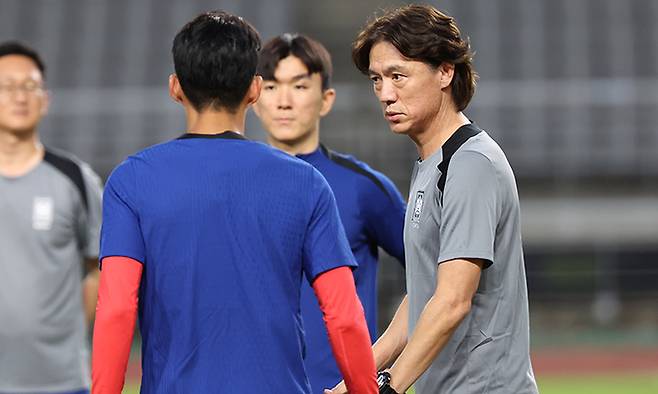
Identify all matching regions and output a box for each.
[319,88,336,117]
[40,89,50,116]
[252,97,261,117]
[246,75,262,106]
[437,63,455,90]
[169,74,184,104]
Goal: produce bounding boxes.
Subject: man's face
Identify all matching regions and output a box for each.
[0,55,48,136]
[368,41,445,136]
[254,55,333,146]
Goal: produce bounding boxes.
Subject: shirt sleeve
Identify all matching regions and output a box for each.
[362,172,406,265]
[92,256,142,394]
[302,169,357,283]
[437,151,498,268]
[78,162,103,259]
[99,161,146,265]
[312,267,378,393]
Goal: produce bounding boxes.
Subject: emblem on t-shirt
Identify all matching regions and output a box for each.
[411,191,424,223]
[32,196,54,231]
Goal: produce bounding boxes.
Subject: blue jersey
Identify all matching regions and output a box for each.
[296,145,406,393]
[99,132,356,393]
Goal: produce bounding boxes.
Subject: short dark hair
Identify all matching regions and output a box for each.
[0,41,46,77]
[352,4,477,111]
[257,33,332,91]
[172,11,261,112]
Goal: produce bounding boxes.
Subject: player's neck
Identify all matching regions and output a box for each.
[413,107,470,161]
[268,129,320,156]
[0,129,44,177]
[186,107,246,136]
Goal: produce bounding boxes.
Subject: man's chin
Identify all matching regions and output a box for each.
[268,129,314,145]
[270,134,303,145]
[1,123,38,136]
[387,122,409,135]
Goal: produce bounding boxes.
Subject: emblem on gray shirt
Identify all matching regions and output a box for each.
[32,196,54,231]
[411,191,424,224]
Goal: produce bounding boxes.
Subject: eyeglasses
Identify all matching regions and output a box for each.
[0,81,44,97]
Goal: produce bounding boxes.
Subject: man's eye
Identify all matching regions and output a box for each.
[23,81,39,90]
[370,76,381,83]
[392,73,405,81]
[294,85,308,90]
[263,85,276,91]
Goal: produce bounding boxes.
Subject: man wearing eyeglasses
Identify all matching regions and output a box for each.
[0,41,102,394]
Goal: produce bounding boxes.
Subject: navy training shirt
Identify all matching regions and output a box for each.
[99,132,356,393]
[296,145,406,393]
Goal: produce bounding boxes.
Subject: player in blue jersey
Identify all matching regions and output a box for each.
[91,11,377,394]
[253,34,406,393]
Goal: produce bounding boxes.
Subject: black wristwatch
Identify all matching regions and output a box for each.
[377,371,400,394]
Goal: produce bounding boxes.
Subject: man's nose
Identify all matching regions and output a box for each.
[378,80,397,105]
[277,87,292,109]
[12,88,30,103]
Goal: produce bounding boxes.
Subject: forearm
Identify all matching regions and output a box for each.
[313,267,378,393]
[372,295,408,370]
[83,268,100,325]
[388,295,469,392]
[92,304,137,393]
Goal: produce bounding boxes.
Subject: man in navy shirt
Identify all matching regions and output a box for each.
[91,12,377,394]
[254,34,406,393]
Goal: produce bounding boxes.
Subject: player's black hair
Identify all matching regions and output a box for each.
[257,33,332,91]
[172,11,261,113]
[0,41,46,77]
[352,4,477,111]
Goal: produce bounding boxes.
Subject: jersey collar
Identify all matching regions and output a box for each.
[177,131,246,140]
[295,144,326,161]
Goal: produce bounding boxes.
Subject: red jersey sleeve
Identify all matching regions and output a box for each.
[312,266,378,393]
[91,256,142,394]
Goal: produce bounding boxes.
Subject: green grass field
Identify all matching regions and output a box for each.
[122,373,658,393]
[535,373,658,394]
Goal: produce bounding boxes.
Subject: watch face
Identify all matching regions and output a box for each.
[377,371,391,387]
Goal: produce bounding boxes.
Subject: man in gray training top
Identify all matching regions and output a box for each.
[0,41,102,394]
[328,4,539,394]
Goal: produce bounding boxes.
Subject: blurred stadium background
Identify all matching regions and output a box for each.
[2,0,657,392]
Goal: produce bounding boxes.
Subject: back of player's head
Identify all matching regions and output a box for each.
[172,11,261,113]
[0,41,46,77]
[352,4,477,111]
[258,33,332,91]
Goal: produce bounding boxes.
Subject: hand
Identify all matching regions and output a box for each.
[324,380,348,394]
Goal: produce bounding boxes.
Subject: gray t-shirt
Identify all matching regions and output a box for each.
[405,124,538,394]
[0,148,102,393]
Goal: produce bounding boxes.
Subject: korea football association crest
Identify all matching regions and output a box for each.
[32,196,54,231]
[411,191,424,226]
